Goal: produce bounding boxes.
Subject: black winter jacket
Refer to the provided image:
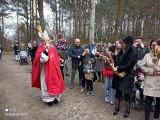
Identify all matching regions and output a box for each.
[113,46,138,94]
[69,44,84,68]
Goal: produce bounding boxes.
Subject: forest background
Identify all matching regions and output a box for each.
[1,0,160,50]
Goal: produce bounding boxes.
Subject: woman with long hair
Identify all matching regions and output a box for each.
[137,39,160,120]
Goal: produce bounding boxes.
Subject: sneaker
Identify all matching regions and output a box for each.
[105,98,110,103]
[110,101,115,105]
[81,88,84,93]
[70,84,74,89]
[87,91,90,96]
[90,91,94,96]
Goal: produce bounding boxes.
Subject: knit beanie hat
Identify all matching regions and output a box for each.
[122,36,133,46]
[89,58,95,63]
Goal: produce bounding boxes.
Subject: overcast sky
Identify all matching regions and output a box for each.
[4,3,53,38]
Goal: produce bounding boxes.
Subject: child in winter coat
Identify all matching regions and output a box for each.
[83,58,96,96]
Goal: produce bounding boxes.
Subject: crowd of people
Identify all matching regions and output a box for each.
[11,26,160,120]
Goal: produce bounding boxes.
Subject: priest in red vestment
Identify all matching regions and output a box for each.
[32,26,65,107]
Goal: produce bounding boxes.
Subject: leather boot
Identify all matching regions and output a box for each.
[124,101,131,118]
[113,98,120,115]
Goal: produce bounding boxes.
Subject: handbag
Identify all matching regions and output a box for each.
[103,67,114,77]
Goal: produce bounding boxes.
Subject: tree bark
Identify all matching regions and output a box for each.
[38,0,45,31]
[74,0,78,38]
[17,1,19,43]
[32,0,35,40]
[30,0,32,41]
[113,0,124,42]
[89,0,96,43]
[79,0,83,40]
[55,0,58,35]
[25,0,29,42]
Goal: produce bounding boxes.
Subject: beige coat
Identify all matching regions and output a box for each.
[137,53,160,97]
[84,72,94,80]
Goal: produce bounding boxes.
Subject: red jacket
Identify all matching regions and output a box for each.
[32,45,65,96]
[103,51,114,77]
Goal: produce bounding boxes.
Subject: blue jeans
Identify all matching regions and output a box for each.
[105,77,116,102]
[70,65,83,85]
[64,59,69,74]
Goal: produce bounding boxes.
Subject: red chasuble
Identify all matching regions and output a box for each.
[32,45,65,96]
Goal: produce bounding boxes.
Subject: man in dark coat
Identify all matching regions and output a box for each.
[133,36,149,60]
[29,41,38,64]
[112,36,138,118]
[13,42,20,61]
[69,38,84,89]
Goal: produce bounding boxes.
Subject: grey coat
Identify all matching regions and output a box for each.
[137,53,160,97]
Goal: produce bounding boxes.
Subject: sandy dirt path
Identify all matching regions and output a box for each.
[0,53,145,120]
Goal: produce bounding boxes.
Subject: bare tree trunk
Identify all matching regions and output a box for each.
[35,0,38,25]
[113,0,124,41]
[55,0,58,35]
[69,18,72,39]
[30,0,32,41]
[83,18,86,40]
[35,0,38,36]
[135,14,141,36]
[127,16,130,35]
[25,0,29,42]
[32,0,35,40]
[38,0,45,31]
[17,1,19,43]
[61,11,63,31]
[89,0,96,43]
[79,0,83,40]
[74,0,78,38]
[59,0,61,32]
[0,25,1,45]
[132,16,136,36]
[2,15,4,47]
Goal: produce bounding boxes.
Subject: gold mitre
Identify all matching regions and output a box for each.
[35,25,43,34]
[35,25,49,40]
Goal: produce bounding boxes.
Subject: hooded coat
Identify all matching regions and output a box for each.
[112,36,138,94]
